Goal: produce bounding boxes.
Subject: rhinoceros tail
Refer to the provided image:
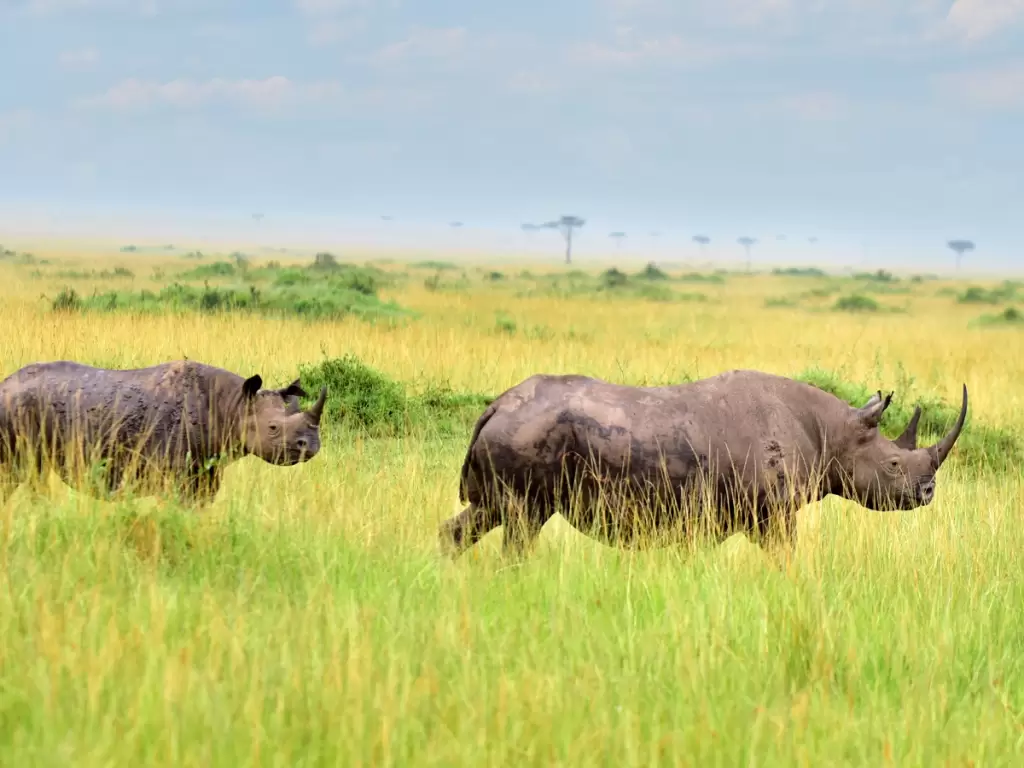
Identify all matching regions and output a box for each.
[459,400,499,504]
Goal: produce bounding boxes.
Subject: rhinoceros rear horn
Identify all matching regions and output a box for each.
[927,384,968,468]
[307,386,327,423]
[893,405,922,450]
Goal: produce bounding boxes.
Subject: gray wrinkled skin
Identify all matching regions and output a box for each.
[0,359,328,506]
[439,369,968,559]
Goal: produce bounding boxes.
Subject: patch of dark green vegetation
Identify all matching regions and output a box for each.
[853,269,898,283]
[297,354,493,438]
[411,260,458,271]
[974,307,1024,328]
[489,312,558,342]
[764,297,798,308]
[635,262,669,281]
[957,282,1021,305]
[179,261,237,279]
[798,367,1021,474]
[0,250,46,265]
[679,272,725,284]
[832,294,880,313]
[423,271,470,293]
[47,275,412,323]
[521,267,707,303]
[38,266,135,280]
[772,267,827,278]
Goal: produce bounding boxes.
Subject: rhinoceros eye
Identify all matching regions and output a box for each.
[268,423,281,435]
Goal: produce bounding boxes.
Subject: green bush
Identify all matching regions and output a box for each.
[833,294,879,313]
[296,355,493,437]
[636,263,668,281]
[772,267,826,278]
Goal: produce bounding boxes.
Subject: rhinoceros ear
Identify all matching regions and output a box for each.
[242,374,263,399]
[278,378,310,400]
[855,389,893,429]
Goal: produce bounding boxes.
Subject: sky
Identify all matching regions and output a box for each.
[1,0,1023,272]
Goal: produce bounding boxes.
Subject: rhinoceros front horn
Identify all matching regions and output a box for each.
[927,384,968,467]
[307,386,327,423]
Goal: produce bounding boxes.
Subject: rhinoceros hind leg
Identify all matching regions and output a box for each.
[438,504,501,560]
[500,497,552,559]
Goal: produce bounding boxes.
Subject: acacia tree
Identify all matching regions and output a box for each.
[737,236,757,272]
[947,239,975,271]
[609,231,626,249]
[542,215,586,264]
[692,234,710,255]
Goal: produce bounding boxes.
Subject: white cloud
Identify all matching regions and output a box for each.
[370,27,468,63]
[21,0,157,14]
[307,18,363,47]
[78,76,345,111]
[775,91,851,121]
[293,0,373,16]
[567,25,761,68]
[507,70,559,95]
[0,110,36,143]
[938,64,1024,109]
[57,47,100,69]
[946,0,1024,42]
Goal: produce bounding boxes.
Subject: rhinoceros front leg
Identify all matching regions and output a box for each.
[176,466,222,510]
[501,495,552,559]
[752,503,799,571]
[438,504,502,559]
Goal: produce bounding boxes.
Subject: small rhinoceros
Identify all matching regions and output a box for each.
[0,359,327,505]
[439,369,968,559]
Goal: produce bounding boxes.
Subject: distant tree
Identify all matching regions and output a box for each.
[776,234,786,241]
[947,239,975,271]
[252,213,264,224]
[609,231,627,249]
[380,215,393,221]
[450,221,464,228]
[692,235,711,255]
[737,236,757,272]
[541,215,586,264]
[808,236,819,244]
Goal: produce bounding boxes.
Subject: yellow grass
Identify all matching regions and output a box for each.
[1,244,1023,765]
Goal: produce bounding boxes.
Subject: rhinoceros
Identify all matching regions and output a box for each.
[0,359,327,505]
[438,369,968,559]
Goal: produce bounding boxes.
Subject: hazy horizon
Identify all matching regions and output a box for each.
[2,0,1022,274]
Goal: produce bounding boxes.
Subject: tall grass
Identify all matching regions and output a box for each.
[1,248,1024,765]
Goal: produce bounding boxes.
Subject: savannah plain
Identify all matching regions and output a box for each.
[1,240,1023,766]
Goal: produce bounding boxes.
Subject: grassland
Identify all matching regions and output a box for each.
[2,243,1024,766]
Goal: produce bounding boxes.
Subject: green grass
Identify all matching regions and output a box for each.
[4,249,1024,764]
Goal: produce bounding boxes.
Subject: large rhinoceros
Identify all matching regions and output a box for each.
[439,369,968,559]
[0,359,327,505]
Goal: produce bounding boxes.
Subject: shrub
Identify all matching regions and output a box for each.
[296,355,493,437]
[833,294,879,312]
[636,263,668,281]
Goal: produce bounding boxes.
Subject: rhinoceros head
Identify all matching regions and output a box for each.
[237,374,327,465]
[838,385,968,511]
